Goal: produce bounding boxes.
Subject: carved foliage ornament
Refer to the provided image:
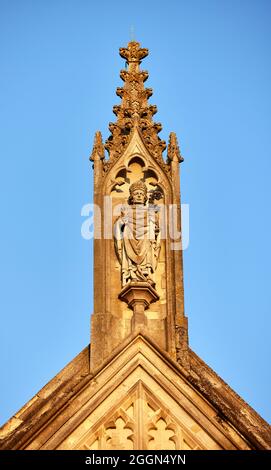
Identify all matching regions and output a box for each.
[90,131,105,162]
[90,42,183,173]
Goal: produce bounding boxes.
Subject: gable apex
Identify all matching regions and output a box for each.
[1,334,270,450]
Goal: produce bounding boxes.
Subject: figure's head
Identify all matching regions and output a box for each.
[128,180,148,205]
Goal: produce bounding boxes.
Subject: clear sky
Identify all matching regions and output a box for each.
[0,0,270,426]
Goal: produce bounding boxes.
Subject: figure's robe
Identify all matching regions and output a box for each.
[114,204,160,284]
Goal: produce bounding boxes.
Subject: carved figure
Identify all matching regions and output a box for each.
[114,180,160,286]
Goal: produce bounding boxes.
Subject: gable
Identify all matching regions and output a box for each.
[21,336,251,450]
[1,334,270,450]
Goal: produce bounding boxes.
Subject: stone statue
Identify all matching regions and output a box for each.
[114,180,161,287]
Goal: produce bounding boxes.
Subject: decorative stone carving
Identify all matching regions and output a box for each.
[1,41,271,455]
[90,131,105,162]
[119,41,148,65]
[100,41,169,173]
[105,416,134,450]
[114,180,161,287]
[148,417,176,450]
[114,179,161,329]
[167,132,184,163]
[90,41,187,370]
[72,380,206,451]
[79,403,135,451]
[119,281,159,330]
[146,400,201,450]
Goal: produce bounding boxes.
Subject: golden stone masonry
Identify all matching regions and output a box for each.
[0,41,270,450]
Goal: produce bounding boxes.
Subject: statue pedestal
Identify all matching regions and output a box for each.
[119,281,159,331]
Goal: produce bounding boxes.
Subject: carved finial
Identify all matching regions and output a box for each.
[119,41,148,72]
[90,131,105,161]
[167,132,184,163]
[103,42,169,173]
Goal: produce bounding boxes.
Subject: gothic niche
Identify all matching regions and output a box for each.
[114,180,161,287]
[111,156,164,327]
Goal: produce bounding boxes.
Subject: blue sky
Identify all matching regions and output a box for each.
[0,0,270,426]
